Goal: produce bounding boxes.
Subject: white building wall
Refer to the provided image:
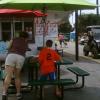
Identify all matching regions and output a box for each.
[34,11,72,49]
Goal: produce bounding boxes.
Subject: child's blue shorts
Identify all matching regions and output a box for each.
[40,72,56,80]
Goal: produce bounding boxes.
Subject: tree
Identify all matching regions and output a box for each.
[58,21,72,34]
[78,14,100,34]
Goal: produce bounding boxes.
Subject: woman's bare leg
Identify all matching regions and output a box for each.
[2,65,15,95]
[14,68,22,94]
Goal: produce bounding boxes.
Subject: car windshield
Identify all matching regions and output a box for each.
[93,32,100,40]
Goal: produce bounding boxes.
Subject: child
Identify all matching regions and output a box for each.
[38,40,62,97]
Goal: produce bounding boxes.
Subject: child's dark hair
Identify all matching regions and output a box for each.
[46,40,53,47]
[19,31,29,38]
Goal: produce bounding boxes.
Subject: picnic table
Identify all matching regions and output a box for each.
[27,57,73,82]
[55,58,73,80]
[28,57,74,100]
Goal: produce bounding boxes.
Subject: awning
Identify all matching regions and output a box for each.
[0,9,47,17]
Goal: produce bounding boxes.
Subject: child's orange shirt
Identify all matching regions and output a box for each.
[38,47,61,75]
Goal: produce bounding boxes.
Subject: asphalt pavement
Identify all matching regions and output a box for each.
[0,41,100,100]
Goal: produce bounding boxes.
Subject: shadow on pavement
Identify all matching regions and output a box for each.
[8,86,100,100]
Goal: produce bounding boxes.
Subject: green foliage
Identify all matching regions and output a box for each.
[58,21,72,34]
[78,14,100,33]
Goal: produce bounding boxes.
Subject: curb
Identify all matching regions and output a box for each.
[64,51,100,64]
[80,55,100,64]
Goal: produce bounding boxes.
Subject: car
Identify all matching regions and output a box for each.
[83,37,99,58]
[83,25,100,58]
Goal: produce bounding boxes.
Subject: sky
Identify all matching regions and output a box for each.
[82,0,100,14]
[69,0,100,27]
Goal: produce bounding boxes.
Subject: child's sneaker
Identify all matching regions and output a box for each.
[2,95,7,100]
[16,93,23,100]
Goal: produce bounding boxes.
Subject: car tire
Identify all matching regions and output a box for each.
[91,47,98,59]
[83,50,89,56]
[83,44,89,56]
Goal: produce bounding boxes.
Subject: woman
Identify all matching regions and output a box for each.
[2,31,29,100]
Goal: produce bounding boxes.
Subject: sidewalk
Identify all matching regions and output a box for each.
[0,42,100,100]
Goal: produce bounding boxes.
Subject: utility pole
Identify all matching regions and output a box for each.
[96,0,99,15]
[75,10,79,61]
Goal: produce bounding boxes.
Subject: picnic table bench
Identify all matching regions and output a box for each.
[29,79,75,100]
[67,67,90,88]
